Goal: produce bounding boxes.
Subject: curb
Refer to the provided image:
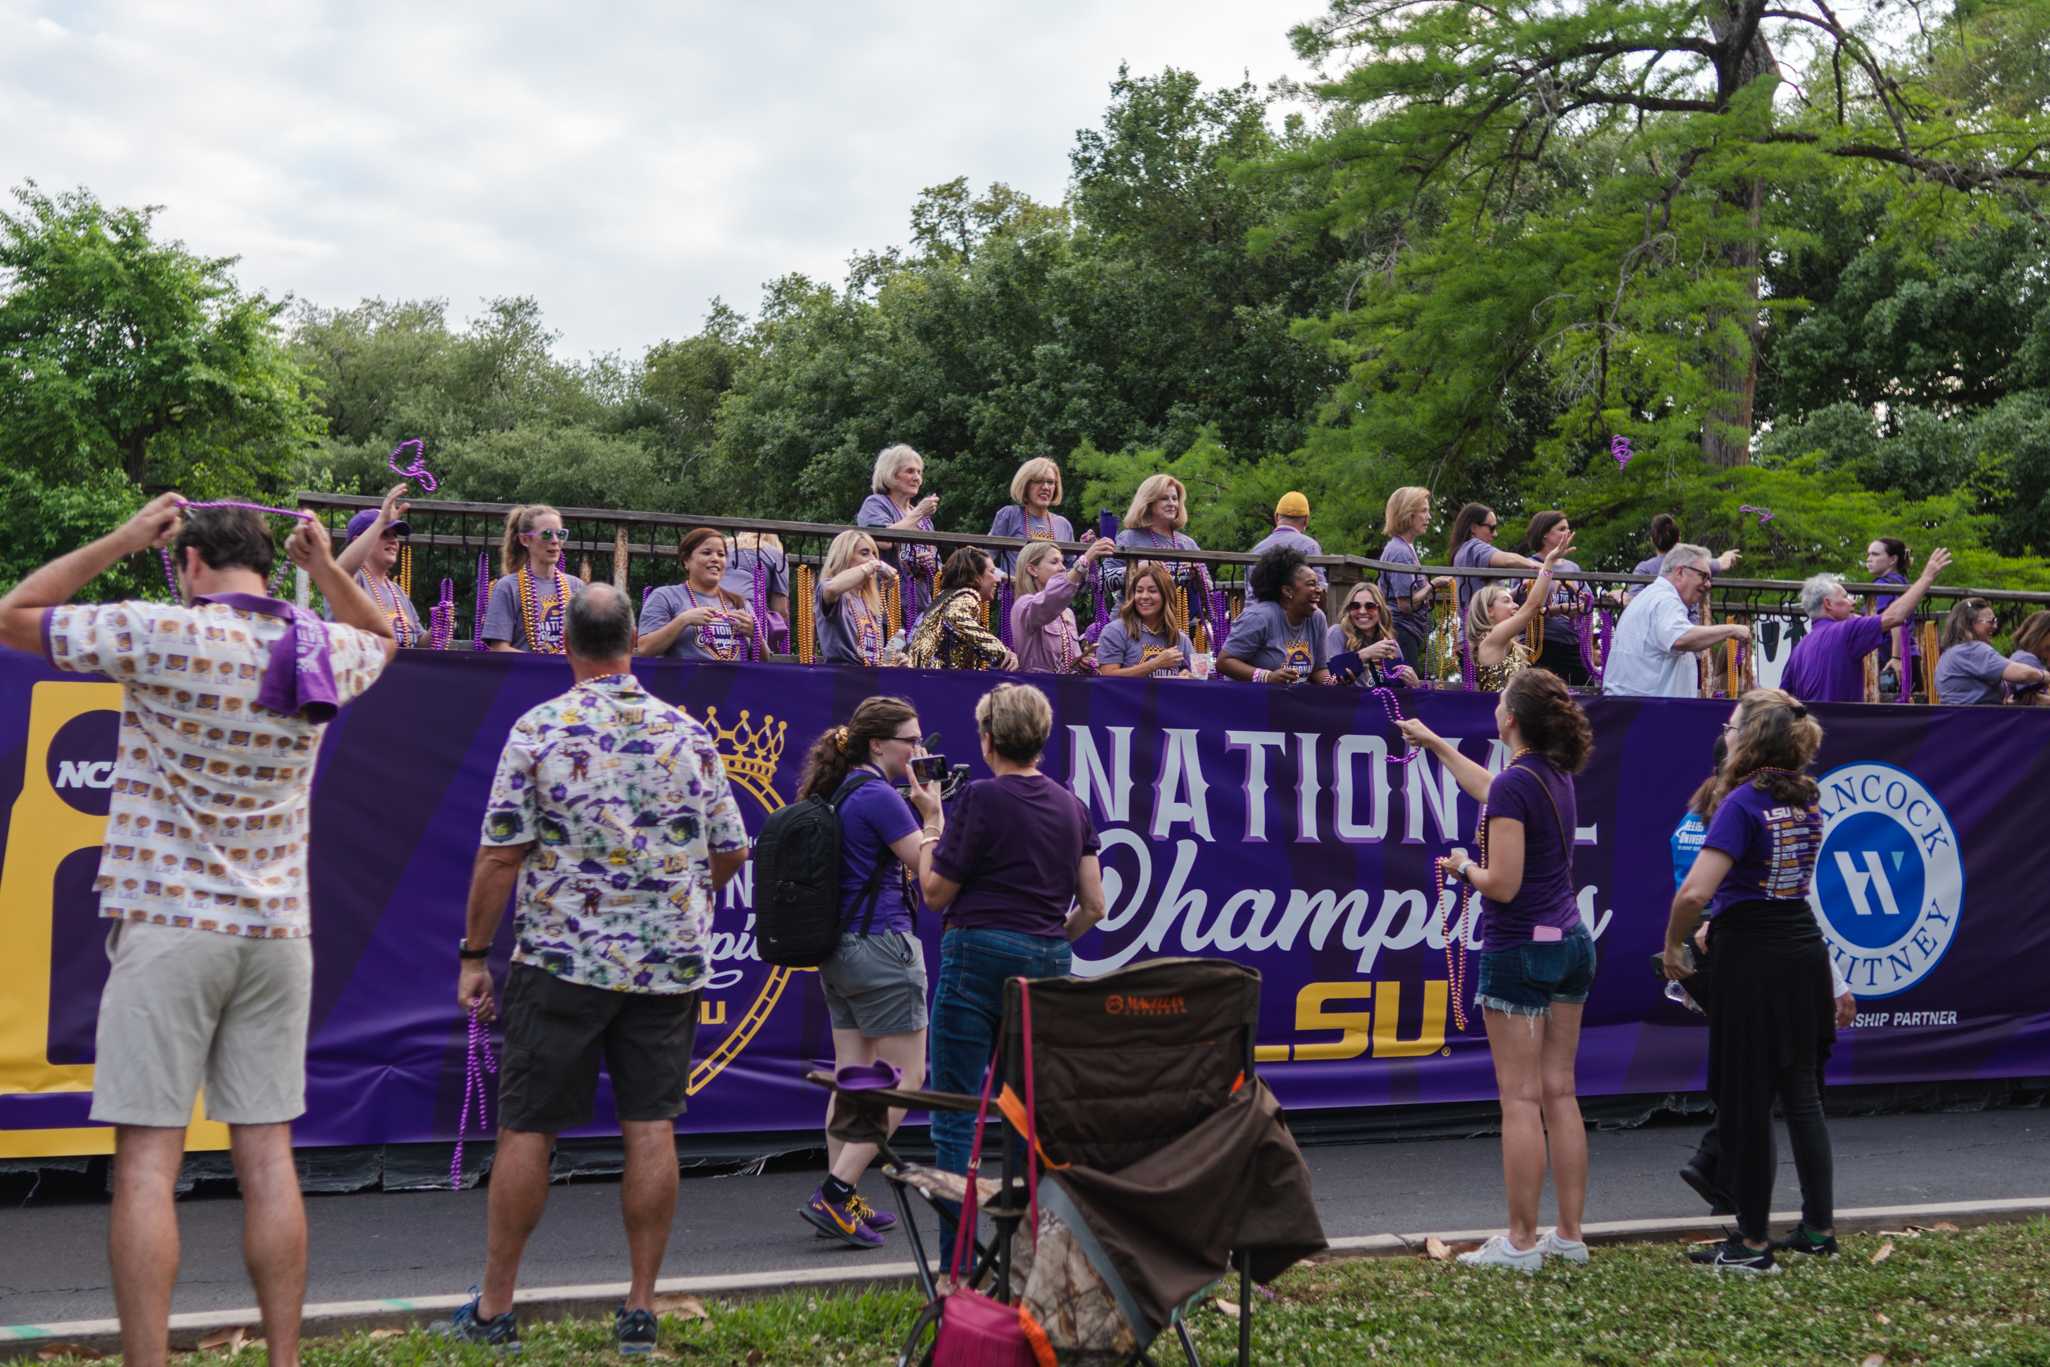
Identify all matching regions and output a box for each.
[6,1197,2046,1358]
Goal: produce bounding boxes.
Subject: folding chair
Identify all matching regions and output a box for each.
[810,956,1326,1365]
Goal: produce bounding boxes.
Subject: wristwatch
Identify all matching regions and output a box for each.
[458,939,490,961]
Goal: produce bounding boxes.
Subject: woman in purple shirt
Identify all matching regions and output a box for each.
[987,457,1077,577]
[921,683,1106,1244]
[857,444,942,627]
[1446,502,1540,621]
[1661,689,1834,1273]
[1379,485,1443,672]
[1397,670,1596,1272]
[1010,538,1117,673]
[794,697,943,1248]
[1936,598,2050,704]
[637,528,760,662]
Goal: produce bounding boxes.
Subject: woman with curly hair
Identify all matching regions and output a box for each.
[1396,670,1597,1272]
[1662,689,1835,1274]
[904,546,1017,671]
[1219,544,1334,686]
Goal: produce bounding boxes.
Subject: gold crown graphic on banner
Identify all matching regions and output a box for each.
[702,706,787,808]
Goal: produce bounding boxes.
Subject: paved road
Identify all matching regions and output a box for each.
[4,1109,2043,1327]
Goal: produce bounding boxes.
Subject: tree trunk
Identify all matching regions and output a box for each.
[1702,0,1777,468]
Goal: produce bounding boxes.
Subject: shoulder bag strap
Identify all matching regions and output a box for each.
[1525,760,1576,882]
[950,1022,1006,1284]
[829,772,895,937]
[1019,981,1040,1245]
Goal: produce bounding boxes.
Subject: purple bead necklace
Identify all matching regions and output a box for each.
[450,1006,498,1189]
[472,553,490,651]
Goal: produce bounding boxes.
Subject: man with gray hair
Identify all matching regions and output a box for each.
[1781,548,1951,702]
[1602,544,1754,697]
[443,583,748,1356]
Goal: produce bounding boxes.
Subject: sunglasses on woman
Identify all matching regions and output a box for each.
[525,528,569,543]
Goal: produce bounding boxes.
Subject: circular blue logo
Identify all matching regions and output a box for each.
[1809,762,1963,999]
[45,708,122,816]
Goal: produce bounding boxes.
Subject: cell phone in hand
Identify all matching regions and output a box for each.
[1098,509,1120,542]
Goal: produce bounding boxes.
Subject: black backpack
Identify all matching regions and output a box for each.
[752,772,897,967]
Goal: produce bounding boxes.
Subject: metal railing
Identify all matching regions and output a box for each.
[294,492,2050,700]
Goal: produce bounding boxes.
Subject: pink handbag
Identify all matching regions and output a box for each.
[933,983,1054,1367]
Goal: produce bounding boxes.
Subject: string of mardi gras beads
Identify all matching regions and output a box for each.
[472,553,490,651]
[396,542,413,599]
[995,575,1015,650]
[431,578,455,651]
[518,567,566,655]
[1430,804,1485,1034]
[451,1005,498,1189]
[364,572,416,648]
[749,551,769,660]
[793,563,816,663]
[684,584,742,661]
[388,438,439,493]
[156,500,315,598]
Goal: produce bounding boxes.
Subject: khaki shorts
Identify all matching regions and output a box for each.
[90,919,314,1128]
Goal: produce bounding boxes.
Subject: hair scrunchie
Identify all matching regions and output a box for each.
[833,725,851,753]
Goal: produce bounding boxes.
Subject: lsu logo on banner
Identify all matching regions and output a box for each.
[1810,762,1963,999]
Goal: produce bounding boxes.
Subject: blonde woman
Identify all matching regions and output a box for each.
[857,444,941,626]
[1327,582,1419,688]
[1105,473,1202,599]
[988,457,1075,577]
[1010,538,1116,673]
[482,505,586,654]
[1094,562,1195,678]
[815,529,896,667]
[1379,486,1441,671]
[1464,536,1574,691]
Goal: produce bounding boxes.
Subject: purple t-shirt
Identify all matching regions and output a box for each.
[1223,600,1330,676]
[1479,757,1581,951]
[722,544,789,603]
[1379,537,1430,639]
[1249,525,1326,586]
[931,772,1099,937]
[1936,640,2010,705]
[640,584,751,661]
[482,571,586,652]
[1094,618,1192,672]
[1780,613,1886,703]
[1701,781,1822,915]
[989,505,1075,576]
[835,774,921,935]
[813,582,885,666]
[1453,538,1497,616]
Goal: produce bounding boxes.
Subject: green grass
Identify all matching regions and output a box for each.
[28,1220,2050,1365]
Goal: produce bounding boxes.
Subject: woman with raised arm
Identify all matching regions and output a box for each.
[1661,689,1835,1274]
[638,527,759,661]
[1522,511,1587,683]
[1396,670,1597,1272]
[1093,561,1195,679]
[857,444,942,625]
[1935,598,2050,704]
[814,529,897,668]
[988,457,1076,577]
[1009,538,1117,673]
[1327,582,1419,688]
[905,546,1016,672]
[1463,536,1574,692]
[335,483,423,647]
[481,505,585,654]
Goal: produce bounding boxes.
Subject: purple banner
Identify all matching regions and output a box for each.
[1,652,2044,1158]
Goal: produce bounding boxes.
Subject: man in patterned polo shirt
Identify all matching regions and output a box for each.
[443,583,748,1357]
[0,494,396,1367]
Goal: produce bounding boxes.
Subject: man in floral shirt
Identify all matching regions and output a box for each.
[444,584,747,1355]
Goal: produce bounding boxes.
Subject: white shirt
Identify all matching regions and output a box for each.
[1602,575,1699,698]
[45,599,389,938]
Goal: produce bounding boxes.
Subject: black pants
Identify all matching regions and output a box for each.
[1706,902,1836,1242]
[1395,620,1430,677]
[1536,636,1588,685]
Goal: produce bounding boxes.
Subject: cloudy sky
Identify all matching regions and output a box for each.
[3,1,1314,360]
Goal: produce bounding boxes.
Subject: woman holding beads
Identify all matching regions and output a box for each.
[1327,582,1420,688]
[1935,599,2050,704]
[815,529,897,668]
[1463,535,1576,692]
[793,697,941,1249]
[1093,562,1196,678]
[1397,670,1597,1272]
[905,547,1016,672]
[482,505,584,654]
[639,528,759,662]
[1220,544,1332,686]
[1008,538,1117,674]
[335,483,423,647]
[1105,474,1203,603]
[1661,689,1835,1274]
[988,458,1076,577]
[858,445,942,625]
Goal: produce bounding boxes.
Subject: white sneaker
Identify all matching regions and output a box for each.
[1455,1234,1543,1274]
[1537,1229,1589,1264]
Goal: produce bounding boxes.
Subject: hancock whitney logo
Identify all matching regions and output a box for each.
[1809,762,1962,999]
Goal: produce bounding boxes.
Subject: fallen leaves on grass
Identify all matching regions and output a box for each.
[1422,1237,1479,1261]
[1211,1297,1242,1316]
[653,1293,710,1321]
[1869,1240,1895,1264]
[35,1348,101,1362]
[1861,1355,1887,1366]
[194,1327,247,1353]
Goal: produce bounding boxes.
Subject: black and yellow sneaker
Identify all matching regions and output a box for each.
[1771,1224,1839,1257]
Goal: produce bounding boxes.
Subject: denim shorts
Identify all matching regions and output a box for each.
[818,931,928,1036]
[1475,928,1597,1017]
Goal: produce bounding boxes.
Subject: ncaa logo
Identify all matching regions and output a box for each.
[1809,762,1962,998]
